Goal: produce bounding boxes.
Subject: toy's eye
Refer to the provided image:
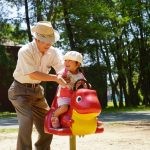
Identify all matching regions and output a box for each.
[76,96,82,103]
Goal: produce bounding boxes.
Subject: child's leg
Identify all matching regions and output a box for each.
[51,105,69,128]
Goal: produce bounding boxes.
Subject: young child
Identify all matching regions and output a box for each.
[51,51,86,128]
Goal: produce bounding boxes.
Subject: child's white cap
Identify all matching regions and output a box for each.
[64,51,83,64]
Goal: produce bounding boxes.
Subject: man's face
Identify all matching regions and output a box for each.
[36,39,51,53]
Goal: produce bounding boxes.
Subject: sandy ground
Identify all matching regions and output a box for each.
[0,111,150,150]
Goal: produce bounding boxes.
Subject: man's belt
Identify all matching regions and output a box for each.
[14,79,40,88]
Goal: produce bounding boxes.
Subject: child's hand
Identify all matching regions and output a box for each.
[56,75,67,87]
[76,81,91,89]
[63,75,70,84]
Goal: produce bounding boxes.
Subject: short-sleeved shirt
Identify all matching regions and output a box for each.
[56,68,85,106]
[13,40,64,84]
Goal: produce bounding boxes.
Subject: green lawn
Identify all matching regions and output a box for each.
[102,101,150,113]
[0,128,17,133]
[0,103,150,118]
[0,104,149,134]
[0,112,16,118]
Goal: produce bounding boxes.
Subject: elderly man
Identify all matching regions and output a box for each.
[8,21,66,150]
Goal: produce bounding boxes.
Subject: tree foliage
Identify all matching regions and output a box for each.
[0,0,150,108]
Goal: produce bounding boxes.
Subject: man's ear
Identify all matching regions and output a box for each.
[77,62,81,67]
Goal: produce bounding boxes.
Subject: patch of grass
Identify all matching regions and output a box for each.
[0,112,16,118]
[0,128,17,133]
[102,104,150,114]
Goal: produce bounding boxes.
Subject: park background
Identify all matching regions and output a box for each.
[0,0,150,111]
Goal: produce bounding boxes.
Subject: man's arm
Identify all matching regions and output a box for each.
[29,71,67,87]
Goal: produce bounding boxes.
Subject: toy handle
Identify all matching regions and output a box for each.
[73,79,91,91]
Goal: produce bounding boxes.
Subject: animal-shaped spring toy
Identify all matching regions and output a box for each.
[44,79,104,149]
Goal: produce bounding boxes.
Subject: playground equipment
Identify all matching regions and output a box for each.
[44,79,104,150]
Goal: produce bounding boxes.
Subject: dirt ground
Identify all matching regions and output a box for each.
[0,112,150,150]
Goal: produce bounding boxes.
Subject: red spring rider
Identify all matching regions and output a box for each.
[44,79,104,149]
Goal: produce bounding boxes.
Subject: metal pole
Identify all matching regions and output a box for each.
[69,135,76,150]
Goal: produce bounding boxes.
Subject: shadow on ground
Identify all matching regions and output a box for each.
[0,111,150,127]
[100,111,150,122]
[0,118,18,127]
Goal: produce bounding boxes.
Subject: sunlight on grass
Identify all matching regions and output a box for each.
[0,103,149,118]
[0,128,17,133]
[0,112,16,118]
[102,101,150,113]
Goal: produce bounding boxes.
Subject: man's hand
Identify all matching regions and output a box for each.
[56,75,67,87]
[63,75,70,83]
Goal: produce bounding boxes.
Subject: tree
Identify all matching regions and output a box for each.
[1,0,150,109]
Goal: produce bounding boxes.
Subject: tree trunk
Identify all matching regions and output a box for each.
[137,0,150,106]
[100,40,118,108]
[24,0,32,42]
[61,0,76,49]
